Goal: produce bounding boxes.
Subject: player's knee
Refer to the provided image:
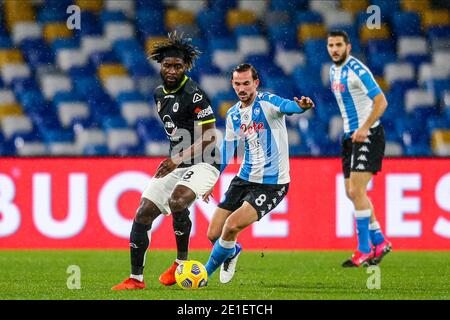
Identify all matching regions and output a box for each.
[223,219,242,237]
[347,187,365,202]
[135,202,158,226]
[168,196,188,213]
[207,227,220,244]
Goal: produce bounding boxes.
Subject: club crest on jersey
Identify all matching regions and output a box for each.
[253,107,260,116]
[157,100,161,112]
[193,93,203,103]
[172,102,179,112]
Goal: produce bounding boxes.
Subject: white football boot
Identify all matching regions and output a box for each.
[220,243,242,284]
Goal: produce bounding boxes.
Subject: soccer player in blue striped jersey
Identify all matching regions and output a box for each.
[327,30,392,267]
[202,63,314,283]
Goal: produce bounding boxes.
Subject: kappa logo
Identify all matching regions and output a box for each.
[157,100,161,112]
[277,191,284,196]
[364,138,371,143]
[129,243,138,249]
[359,146,369,152]
[193,93,203,103]
[174,231,184,236]
[356,164,366,170]
[272,198,277,204]
[359,69,367,76]
[173,102,179,112]
[267,204,273,210]
[357,155,368,161]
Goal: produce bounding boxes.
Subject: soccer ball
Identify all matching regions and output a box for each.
[175,260,208,289]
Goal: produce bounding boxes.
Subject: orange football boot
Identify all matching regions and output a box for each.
[158,261,179,286]
[111,278,146,290]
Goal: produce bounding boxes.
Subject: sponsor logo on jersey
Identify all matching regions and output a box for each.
[196,105,213,119]
[163,115,177,136]
[239,121,265,136]
[332,81,345,93]
[172,102,179,112]
[193,93,203,103]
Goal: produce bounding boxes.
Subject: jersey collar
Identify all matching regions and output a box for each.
[163,75,189,94]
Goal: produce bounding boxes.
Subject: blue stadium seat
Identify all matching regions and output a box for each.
[304,39,329,68]
[136,10,165,38]
[294,11,323,27]
[135,118,166,142]
[101,116,128,130]
[20,39,54,69]
[197,10,229,38]
[37,7,67,23]
[270,0,308,11]
[234,25,261,37]
[392,12,422,36]
[136,0,164,10]
[426,26,450,40]
[0,36,12,48]
[370,0,400,15]
[83,144,110,156]
[267,24,298,49]
[89,51,118,68]
[425,79,450,99]
[11,78,39,95]
[100,10,128,25]
[264,77,296,99]
[210,0,237,10]
[76,11,102,36]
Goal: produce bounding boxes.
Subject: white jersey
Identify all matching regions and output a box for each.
[221,92,294,185]
[330,55,382,134]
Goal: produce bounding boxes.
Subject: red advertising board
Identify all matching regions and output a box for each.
[0,158,449,250]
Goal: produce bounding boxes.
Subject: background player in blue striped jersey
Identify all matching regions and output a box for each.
[202,63,314,283]
[327,30,392,267]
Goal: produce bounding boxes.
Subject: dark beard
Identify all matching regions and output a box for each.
[161,71,183,90]
[334,52,348,66]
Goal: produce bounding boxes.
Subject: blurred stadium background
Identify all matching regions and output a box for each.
[0,0,449,158]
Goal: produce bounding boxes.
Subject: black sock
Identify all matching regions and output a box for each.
[130,220,151,275]
[172,209,192,261]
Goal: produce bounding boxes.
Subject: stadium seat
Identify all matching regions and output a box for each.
[310,0,339,15]
[12,22,42,45]
[239,0,268,18]
[422,10,450,30]
[238,36,270,57]
[385,141,404,156]
[1,63,31,85]
[57,102,90,128]
[75,127,107,149]
[40,74,72,100]
[75,0,103,14]
[226,9,257,30]
[197,10,229,38]
[294,11,323,27]
[274,48,305,75]
[404,88,436,112]
[15,141,47,156]
[1,115,33,140]
[103,76,135,98]
[304,39,329,68]
[341,0,369,13]
[4,0,35,31]
[267,24,298,49]
[418,63,449,84]
[145,141,170,156]
[200,74,230,98]
[104,22,135,42]
[270,0,308,11]
[97,63,128,83]
[120,102,153,126]
[165,9,195,30]
[104,0,135,19]
[81,36,112,57]
[298,24,327,43]
[43,23,73,43]
[360,24,391,44]
[263,11,291,27]
[431,129,450,156]
[174,0,207,15]
[0,49,23,67]
[401,0,430,12]
[392,12,422,36]
[322,11,353,28]
[212,49,244,73]
[384,62,415,85]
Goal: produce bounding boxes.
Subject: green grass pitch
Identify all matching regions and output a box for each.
[0,250,449,300]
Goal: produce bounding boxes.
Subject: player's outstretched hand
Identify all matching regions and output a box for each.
[155,158,178,178]
[294,96,315,110]
[202,188,214,203]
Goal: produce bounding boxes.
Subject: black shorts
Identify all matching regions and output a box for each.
[342,124,385,179]
[218,176,289,220]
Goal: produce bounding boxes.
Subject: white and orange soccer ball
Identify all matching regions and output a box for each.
[175,260,208,289]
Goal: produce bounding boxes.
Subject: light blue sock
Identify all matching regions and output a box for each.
[369,221,385,246]
[355,210,371,254]
[205,238,236,276]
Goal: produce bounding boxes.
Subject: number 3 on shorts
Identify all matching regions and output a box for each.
[182,170,194,181]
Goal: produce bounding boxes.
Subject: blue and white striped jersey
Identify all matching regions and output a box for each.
[221,92,305,185]
[330,55,382,135]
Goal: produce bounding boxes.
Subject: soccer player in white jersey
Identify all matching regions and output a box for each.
[202,63,314,283]
[327,30,392,267]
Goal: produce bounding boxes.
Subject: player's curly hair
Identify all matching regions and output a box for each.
[148,31,201,70]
